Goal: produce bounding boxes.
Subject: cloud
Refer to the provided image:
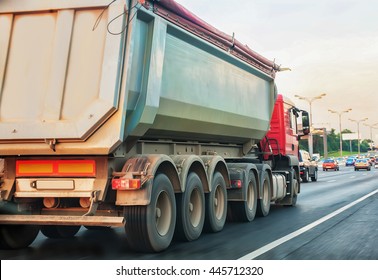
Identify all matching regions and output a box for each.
[174,0,378,139]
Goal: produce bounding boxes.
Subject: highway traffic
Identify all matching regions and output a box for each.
[1,165,377,260]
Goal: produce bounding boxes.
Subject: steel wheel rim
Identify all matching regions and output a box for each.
[189,188,202,227]
[247,182,255,210]
[214,184,225,220]
[155,190,172,236]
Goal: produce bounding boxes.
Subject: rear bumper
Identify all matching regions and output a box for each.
[0,214,124,227]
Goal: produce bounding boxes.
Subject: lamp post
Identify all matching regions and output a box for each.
[349,117,368,156]
[295,93,326,156]
[328,108,352,157]
[363,122,378,150]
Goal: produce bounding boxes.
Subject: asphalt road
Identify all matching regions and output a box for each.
[1,165,378,260]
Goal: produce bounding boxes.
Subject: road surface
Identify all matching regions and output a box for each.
[1,165,378,260]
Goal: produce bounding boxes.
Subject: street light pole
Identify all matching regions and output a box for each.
[363,122,378,150]
[349,117,368,156]
[328,108,352,157]
[295,93,326,156]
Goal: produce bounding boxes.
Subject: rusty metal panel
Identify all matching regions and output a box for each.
[0,0,277,157]
[0,1,126,143]
[0,214,125,227]
[0,14,13,96]
[0,0,113,13]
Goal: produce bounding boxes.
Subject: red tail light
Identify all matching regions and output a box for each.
[231,179,242,188]
[112,178,141,190]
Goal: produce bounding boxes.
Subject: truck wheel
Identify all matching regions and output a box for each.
[0,225,40,249]
[205,172,227,233]
[311,169,318,182]
[291,177,299,206]
[41,225,81,238]
[230,172,257,222]
[302,169,309,183]
[257,172,271,217]
[124,173,176,253]
[175,172,205,241]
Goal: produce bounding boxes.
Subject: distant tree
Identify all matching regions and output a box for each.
[360,140,370,153]
[313,134,323,155]
[299,139,308,151]
[327,129,339,152]
[295,128,370,156]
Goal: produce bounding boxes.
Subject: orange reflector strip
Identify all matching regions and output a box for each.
[17,163,53,174]
[16,160,96,177]
[58,163,95,174]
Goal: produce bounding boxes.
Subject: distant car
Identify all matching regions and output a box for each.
[345,157,356,166]
[336,157,346,166]
[298,150,318,182]
[354,158,371,171]
[322,159,339,171]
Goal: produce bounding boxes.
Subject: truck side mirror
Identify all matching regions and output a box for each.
[297,110,310,136]
[301,111,310,135]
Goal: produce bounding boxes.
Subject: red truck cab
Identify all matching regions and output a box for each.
[261,94,308,156]
[260,95,317,182]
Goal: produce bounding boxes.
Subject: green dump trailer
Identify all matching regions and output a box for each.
[0,0,301,252]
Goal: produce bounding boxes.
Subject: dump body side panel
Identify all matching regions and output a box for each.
[124,8,277,147]
[0,1,125,143]
[0,1,277,157]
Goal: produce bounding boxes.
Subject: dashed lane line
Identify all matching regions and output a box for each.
[238,188,378,260]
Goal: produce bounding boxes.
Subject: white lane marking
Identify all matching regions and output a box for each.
[238,188,378,260]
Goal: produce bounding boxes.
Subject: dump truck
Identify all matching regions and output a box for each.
[0,0,309,252]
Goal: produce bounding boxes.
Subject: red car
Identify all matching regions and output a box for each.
[322,159,339,171]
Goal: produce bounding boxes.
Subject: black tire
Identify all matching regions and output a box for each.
[205,172,227,233]
[175,172,205,241]
[302,169,309,183]
[257,171,271,217]
[0,225,40,249]
[230,172,257,222]
[311,169,318,182]
[124,173,176,253]
[291,177,299,206]
[41,225,81,238]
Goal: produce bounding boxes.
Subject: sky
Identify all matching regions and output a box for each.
[174,0,378,142]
